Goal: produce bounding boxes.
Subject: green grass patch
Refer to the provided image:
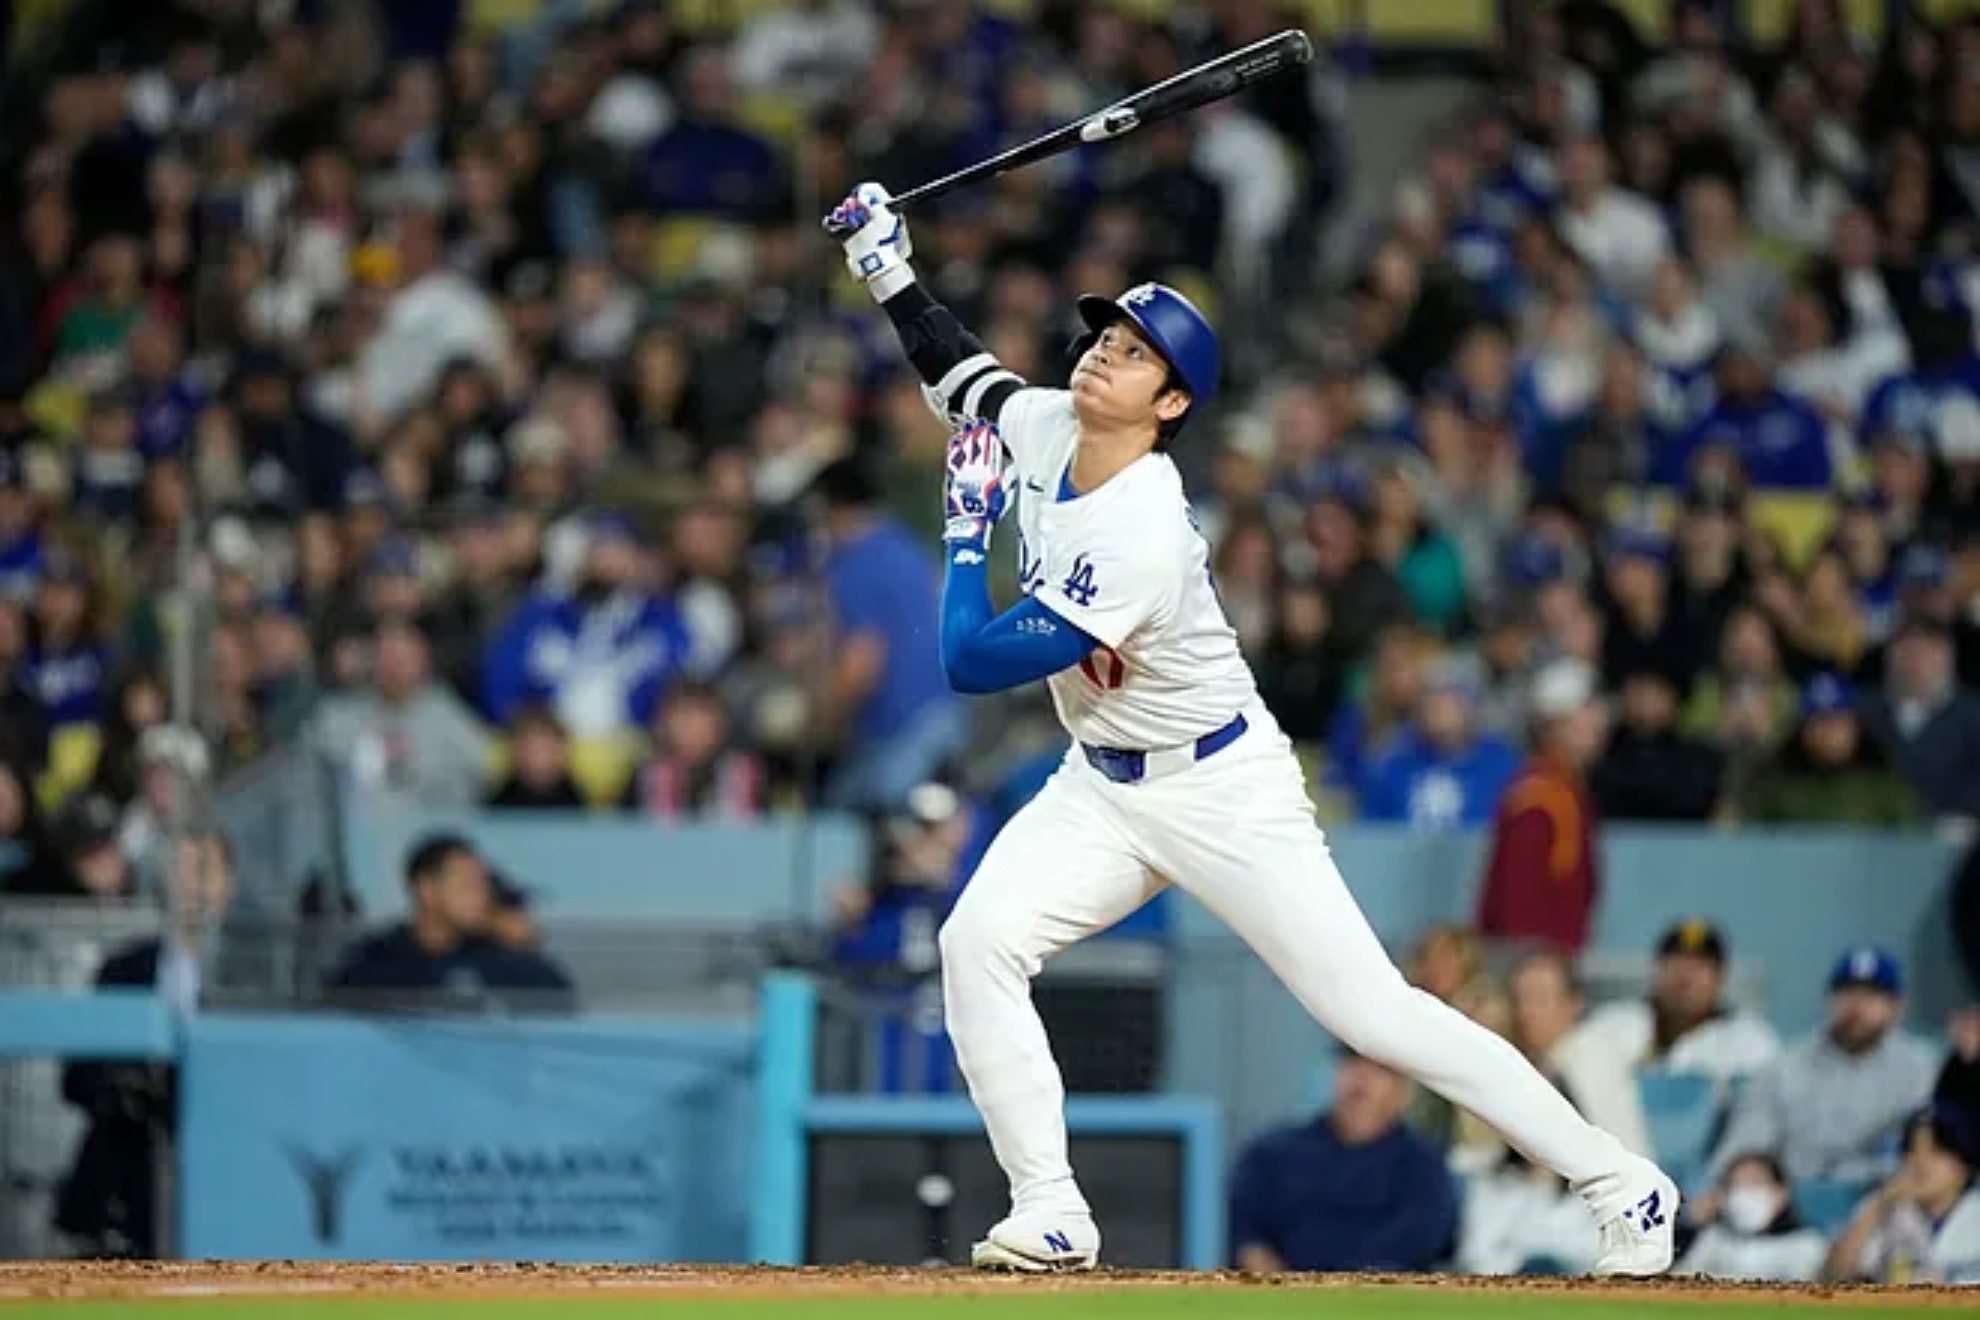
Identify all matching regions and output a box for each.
[1,1289,1964,1320]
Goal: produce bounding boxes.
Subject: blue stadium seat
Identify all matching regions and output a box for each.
[1635,1071,1724,1192]
[1794,1178,1873,1234]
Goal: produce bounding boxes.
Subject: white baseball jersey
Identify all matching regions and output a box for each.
[941,383,1257,750]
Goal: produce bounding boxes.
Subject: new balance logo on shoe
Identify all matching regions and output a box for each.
[1630,1190,1666,1232]
[1043,1230,1073,1255]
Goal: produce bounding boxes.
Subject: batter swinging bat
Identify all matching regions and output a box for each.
[822,28,1314,235]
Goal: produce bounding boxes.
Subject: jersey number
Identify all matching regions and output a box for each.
[1080,647,1125,690]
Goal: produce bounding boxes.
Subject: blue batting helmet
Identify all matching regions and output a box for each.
[1075,282,1221,406]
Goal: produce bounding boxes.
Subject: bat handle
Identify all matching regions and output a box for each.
[821,184,922,236]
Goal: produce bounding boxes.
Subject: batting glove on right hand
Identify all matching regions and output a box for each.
[943,418,1007,548]
[826,182,914,301]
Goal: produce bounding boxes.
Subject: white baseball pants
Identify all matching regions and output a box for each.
[939,704,1631,1216]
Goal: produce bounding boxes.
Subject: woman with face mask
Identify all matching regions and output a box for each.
[1679,1152,1829,1281]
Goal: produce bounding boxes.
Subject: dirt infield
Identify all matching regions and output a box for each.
[0,1262,1975,1307]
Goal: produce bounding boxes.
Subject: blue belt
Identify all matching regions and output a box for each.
[1080,713,1249,785]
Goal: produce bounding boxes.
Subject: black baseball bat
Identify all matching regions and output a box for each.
[823,29,1314,234]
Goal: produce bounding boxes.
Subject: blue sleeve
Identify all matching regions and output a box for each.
[1860,376,1899,438]
[480,599,542,725]
[940,542,1097,694]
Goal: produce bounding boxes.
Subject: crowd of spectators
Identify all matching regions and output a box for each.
[1230,920,1980,1283]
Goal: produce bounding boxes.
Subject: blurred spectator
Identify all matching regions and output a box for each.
[815,457,962,812]
[481,512,689,739]
[1402,924,1509,1161]
[1360,660,1519,829]
[1861,615,1980,824]
[484,703,585,810]
[327,834,573,1010]
[1707,948,1938,1185]
[1228,1051,1458,1274]
[0,762,55,892]
[1578,920,1781,1087]
[1593,668,1724,822]
[52,832,235,1260]
[1677,1152,1828,1282]
[12,792,134,901]
[25,552,108,729]
[314,621,493,807]
[1367,458,1466,636]
[1323,624,1429,799]
[1825,1104,1980,1283]
[1507,948,1651,1159]
[1477,658,1607,953]
[352,207,511,429]
[831,781,987,1094]
[1306,480,1411,680]
[1736,674,1919,826]
[623,679,764,819]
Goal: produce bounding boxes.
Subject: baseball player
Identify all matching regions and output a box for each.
[828,182,1678,1276]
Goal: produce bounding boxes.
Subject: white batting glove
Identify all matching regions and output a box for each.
[825,182,914,301]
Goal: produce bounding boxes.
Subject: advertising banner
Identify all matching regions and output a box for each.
[179,1013,756,1261]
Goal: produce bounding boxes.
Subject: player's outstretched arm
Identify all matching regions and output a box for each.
[937,420,1096,694]
[828,183,1028,428]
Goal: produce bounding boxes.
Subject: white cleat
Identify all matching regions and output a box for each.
[969,1211,1101,1273]
[1584,1160,1680,1277]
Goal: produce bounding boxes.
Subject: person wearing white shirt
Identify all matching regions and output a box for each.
[1679,1152,1829,1282]
[1826,1105,1980,1284]
[1555,134,1669,304]
[1576,920,1782,1089]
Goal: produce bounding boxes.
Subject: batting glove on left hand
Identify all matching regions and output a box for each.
[944,418,1007,548]
[826,182,914,302]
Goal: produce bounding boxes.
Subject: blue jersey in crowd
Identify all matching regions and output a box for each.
[25,643,107,727]
[1357,730,1521,830]
[1861,356,1980,444]
[824,518,955,747]
[1654,390,1832,489]
[136,376,205,459]
[481,589,691,732]
[0,531,43,599]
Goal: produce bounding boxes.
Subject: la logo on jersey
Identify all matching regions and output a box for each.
[1061,555,1100,608]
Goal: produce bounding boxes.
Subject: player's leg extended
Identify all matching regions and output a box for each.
[941,761,1163,1270]
[1139,729,1677,1275]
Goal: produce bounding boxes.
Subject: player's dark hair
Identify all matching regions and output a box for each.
[1153,366,1190,450]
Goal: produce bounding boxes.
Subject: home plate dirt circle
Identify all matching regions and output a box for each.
[0,1262,1975,1305]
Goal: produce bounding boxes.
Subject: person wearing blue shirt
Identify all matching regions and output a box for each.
[1860,309,1980,457]
[1359,660,1521,829]
[126,314,204,460]
[816,458,967,813]
[0,450,43,599]
[831,781,995,1095]
[480,512,690,737]
[1656,342,1833,490]
[25,555,107,728]
[637,47,783,220]
[1229,1050,1460,1273]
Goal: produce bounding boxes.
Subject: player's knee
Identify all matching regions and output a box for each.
[938,900,1026,975]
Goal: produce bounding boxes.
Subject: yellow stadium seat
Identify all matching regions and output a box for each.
[464,0,546,39]
[25,381,86,444]
[37,723,102,814]
[648,218,718,284]
[1748,492,1838,570]
[737,94,805,149]
[482,733,642,807]
[1362,0,1495,46]
[1743,0,1884,43]
[569,735,643,807]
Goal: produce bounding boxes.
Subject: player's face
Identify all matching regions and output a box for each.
[1071,321,1190,437]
